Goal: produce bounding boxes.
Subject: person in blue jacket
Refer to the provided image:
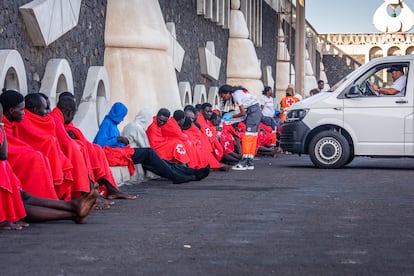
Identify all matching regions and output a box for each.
[93,102,209,184]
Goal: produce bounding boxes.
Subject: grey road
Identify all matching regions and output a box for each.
[1,155,414,276]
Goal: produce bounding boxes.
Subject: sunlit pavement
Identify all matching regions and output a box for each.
[1,154,414,275]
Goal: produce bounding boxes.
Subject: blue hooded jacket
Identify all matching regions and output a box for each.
[93,102,128,148]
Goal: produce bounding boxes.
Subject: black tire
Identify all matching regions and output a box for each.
[309,130,351,169]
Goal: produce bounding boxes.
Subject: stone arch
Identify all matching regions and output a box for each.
[40,59,74,108]
[73,66,110,142]
[193,84,207,104]
[178,81,193,107]
[406,46,414,55]
[387,46,401,56]
[0,50,28,94]
[369,46,383,60]
[207,86,220,109]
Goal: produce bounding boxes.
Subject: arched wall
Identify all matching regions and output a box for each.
[0,50,28,95]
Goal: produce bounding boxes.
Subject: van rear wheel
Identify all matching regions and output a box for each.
[309,130,350,169]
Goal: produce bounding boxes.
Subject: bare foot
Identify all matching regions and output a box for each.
[75,185,99,217]
[94,197,113,210]
[0,221,23,230]
[107,192,137,200]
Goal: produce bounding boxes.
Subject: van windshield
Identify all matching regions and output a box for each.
[328,69,359,92]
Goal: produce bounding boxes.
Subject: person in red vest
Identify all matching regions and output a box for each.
[280,87,300,123]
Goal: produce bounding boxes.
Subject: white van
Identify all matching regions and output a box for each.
[280,55,413,168]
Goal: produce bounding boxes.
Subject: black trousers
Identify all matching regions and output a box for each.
[131,148,196,183]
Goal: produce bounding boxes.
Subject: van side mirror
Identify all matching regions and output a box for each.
[345,85,361,98]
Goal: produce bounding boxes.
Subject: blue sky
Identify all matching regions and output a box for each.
[306,0,414,33]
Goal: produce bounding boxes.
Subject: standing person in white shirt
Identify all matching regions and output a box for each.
[219,85,261,170]
[260,86,277,148]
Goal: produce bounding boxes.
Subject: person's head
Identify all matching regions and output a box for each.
[287,83,295,92]
[209,112,220,127]
[0,89,25,122]
[58,91,76,102]
[184,105,198,121]
[286,87,294,96]
[262,86,272,96]
[57,96,77,124]
[218,84,235,102]
[38,93,51,113]
[156,108,170,127]
[107,102,128,124]
[181,116,192,130]
[200,102,213,120]
[25,93,48,117]
[173,109,185,127]
[317,80,324,90]
[387,65,404,81]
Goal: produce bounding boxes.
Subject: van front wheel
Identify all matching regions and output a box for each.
[309,130,350,169]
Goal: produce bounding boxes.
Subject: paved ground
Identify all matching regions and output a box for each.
[1,155,414,275]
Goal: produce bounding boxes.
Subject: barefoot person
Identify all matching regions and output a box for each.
[53,94,136,200]
[0,100,98,230]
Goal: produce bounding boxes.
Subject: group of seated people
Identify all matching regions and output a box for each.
[0,88,280,231]
[119,101,282,170]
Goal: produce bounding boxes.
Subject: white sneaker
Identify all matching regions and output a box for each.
[232,163,248,170]
[246,165,255,170]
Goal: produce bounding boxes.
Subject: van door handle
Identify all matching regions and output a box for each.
[395,100,408,104]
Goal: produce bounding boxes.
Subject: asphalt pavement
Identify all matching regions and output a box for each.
[1,154,414,276]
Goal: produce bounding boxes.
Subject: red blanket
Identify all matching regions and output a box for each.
[14,110,76,199]
[183,124,223,169]
[146,116,190,165]
[65,122,118,189]
[0,131,26,222]
[103,145,135,176]
[50,108,90,195]
[2,115,58,199]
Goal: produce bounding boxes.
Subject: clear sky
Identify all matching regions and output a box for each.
[306,0,414,33]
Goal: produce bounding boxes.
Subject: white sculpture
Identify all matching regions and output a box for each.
[373,0,414,32]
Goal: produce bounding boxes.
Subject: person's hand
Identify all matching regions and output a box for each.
[117,136,129,145]
[222,113,233,121]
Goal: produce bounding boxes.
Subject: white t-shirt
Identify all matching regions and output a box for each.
[261,95,274,117]
[390,75,407,96]
[232,89,259,108]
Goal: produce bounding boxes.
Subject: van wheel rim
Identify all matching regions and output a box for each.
[315,137,342,164]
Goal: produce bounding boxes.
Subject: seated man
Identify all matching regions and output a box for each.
[93,102,210,184]
[0,101,98,230]
[53,95,136,200]
[372,65,407,96]
[0,90,59,200]
[146,108,191,165]
[20,93,89,199]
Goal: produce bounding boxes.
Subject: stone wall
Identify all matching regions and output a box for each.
[159,0,229,89]
[322,55,362,86]
[159,0,277,92]
[256,2,277,85]
[0,0,106,102]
